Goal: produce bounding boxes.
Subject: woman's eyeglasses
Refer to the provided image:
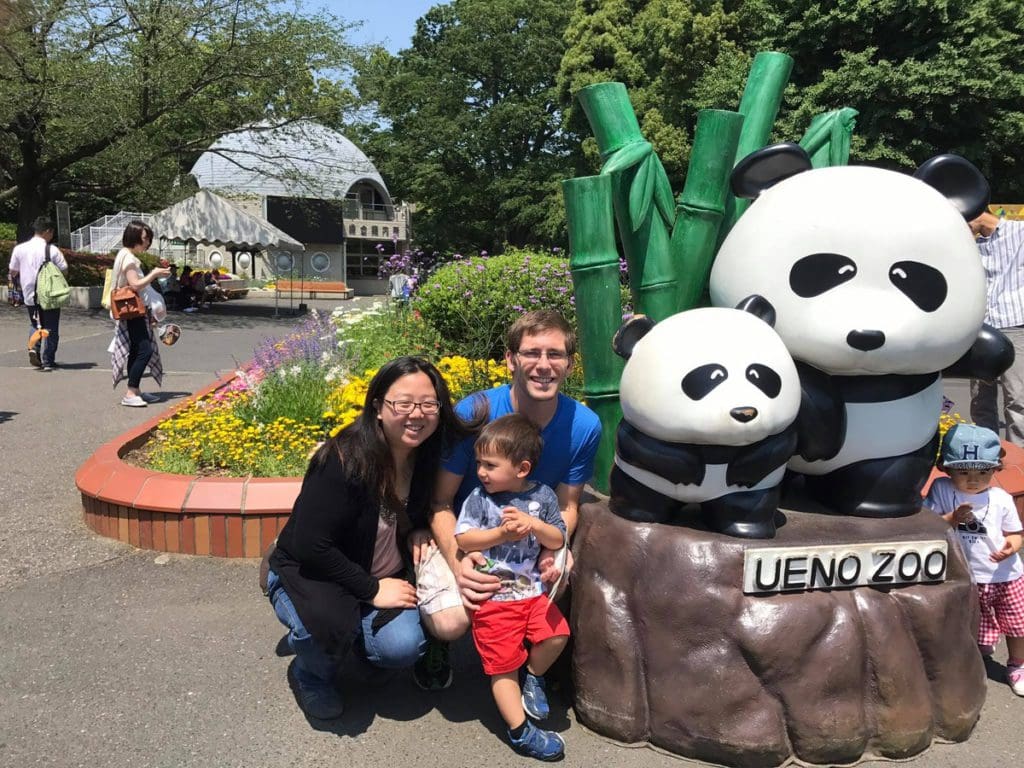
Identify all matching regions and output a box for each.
[383,399,442,415]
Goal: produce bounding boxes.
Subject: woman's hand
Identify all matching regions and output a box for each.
[372,577,417,609]
[457,552,500,611]
[407,529,436,566]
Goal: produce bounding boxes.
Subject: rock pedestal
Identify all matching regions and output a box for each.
[571,502,985,767]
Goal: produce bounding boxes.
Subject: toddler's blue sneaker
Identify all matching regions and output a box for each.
[522,671,550,720]
[508,720,565,761]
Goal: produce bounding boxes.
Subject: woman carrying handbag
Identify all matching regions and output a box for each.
[110,221,170,407]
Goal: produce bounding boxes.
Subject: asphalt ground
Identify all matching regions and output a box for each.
[0,293,1019,768]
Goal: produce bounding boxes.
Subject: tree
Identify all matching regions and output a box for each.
[558,0,1024,198]
[0,0,358,237]
[353,0,573,253]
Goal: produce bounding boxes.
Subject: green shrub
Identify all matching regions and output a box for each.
[335,302,444,370]
[0,223,16,240]
[415,248,576,360]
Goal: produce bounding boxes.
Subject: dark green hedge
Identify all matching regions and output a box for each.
[2,242,159,287]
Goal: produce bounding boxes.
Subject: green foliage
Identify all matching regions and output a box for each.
[353,0,573,253]
[0,0,360,232]
[233,363,335,427]
[560,0,1024,197]
[415,249,576,360]
[335,302,444,371]
[0,223,15,239]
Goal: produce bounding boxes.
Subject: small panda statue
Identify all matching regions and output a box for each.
[610,305,800,539]
[709,144,1014,518]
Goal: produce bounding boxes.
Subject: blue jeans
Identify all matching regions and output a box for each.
[27,305,60,366]
[267,570,426,684]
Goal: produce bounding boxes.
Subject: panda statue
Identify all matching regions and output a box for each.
[609,305,800,539]
[709,144,1014,518]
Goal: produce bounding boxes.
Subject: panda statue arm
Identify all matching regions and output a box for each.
[793,361,846,461]
[942,324,1014,380]
[617,421,706,486]
[726,426,799,488]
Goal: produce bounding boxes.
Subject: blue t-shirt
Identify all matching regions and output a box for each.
[445,384,602,509]
[455,482,565,601]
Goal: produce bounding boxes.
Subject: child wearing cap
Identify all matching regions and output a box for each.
[924,423,1024,696]
[454,414,570,761]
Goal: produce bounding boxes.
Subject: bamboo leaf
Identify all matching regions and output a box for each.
[628,152,657,231]
[600,140,652,175]
[652,154,675,226]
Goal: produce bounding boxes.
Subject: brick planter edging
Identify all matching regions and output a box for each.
[75,373,300,558]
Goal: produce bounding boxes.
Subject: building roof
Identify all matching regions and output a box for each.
[190,121,389,201]
[151,190,305,250]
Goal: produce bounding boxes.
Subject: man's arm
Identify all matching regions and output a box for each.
[555,482,583,538]
[432,467,500,609]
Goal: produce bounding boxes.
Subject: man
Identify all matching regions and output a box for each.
[415,309,602,690]
[969,210,1024,445]
[8,216,68,371]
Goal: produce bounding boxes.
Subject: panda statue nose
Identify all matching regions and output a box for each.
[846,329,886,351]
[730,406,758,423]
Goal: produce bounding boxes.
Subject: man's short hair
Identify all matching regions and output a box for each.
[32,216,55,234]
[506,309,576,358]
[474,413,543,468]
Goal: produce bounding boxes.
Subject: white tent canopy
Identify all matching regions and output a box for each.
[150,190,304,251]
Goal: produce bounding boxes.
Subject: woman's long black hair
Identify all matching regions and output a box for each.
[312,356,480,510]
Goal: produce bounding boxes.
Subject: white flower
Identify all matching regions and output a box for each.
[290,364,301,375]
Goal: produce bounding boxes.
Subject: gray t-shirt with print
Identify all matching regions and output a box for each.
[455,482,565,602]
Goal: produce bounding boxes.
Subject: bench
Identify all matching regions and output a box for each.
[275,279,355,300]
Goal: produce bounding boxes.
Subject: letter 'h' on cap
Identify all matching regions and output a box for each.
[940,423,1002,469]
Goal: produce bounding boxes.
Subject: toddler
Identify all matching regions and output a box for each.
[924,423,1024,696]
[455,414,570,760]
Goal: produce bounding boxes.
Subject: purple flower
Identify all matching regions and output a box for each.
[480,250,488,257]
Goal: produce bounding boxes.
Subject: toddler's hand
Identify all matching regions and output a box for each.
[990,540,1016,563]
[951,503,975,526]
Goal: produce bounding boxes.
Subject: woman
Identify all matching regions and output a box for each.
[266,356,477,719]
[111,220,169,407]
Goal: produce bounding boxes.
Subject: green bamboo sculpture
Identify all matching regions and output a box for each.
[576,82,678,323]
[800,107,858,168]
[563,174,624,492]
[565,51,857,493]
[717,51,794,243]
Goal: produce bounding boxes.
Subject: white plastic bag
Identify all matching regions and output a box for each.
[141,284,166,322]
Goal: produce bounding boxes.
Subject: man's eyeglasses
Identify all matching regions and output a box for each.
[516,349,568,362]
[382,399,441,415]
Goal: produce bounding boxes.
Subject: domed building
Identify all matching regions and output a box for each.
[189,120,410,293]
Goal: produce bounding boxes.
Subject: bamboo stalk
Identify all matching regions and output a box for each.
[577,82,677,322]
[671,109,745,310]
[718,52,794,242]
[563,174,624,494]
[800,107,858,168]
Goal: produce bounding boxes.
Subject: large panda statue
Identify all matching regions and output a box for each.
[709,144,1014,518]
[610,306,800,538]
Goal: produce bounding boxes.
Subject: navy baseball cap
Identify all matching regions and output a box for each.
[940,423,1002,469]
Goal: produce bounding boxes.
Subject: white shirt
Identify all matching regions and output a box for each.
[924,476,1024,583]
[978,217,1024,329]
[8,235,68,306]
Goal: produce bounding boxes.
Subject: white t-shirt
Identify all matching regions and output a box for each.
[9,235,68,305]
[924,476,1024,583]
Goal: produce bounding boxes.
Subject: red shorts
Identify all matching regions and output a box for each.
[977,577,1024,645]
[470,595,570,676]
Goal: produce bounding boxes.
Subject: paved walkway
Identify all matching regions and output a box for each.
[0,295,1017,768]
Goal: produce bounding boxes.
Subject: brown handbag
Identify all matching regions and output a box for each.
[110,285,146,320]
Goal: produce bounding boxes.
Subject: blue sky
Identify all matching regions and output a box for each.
[312,0,438,53]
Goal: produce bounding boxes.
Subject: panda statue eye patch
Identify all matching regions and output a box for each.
[682,364,728,400]
[789,253,857,297]
[745,364,782,398]
[889,260,947,312]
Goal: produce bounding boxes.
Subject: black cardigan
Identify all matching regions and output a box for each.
[270,447,431,657]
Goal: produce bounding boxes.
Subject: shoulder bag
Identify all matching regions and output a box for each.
[110,250,146,321]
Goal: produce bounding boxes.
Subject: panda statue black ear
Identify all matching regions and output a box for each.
[735,295,776,327]
[912,154,990,221]
[731,142,813,199]
[612,315,655,359]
